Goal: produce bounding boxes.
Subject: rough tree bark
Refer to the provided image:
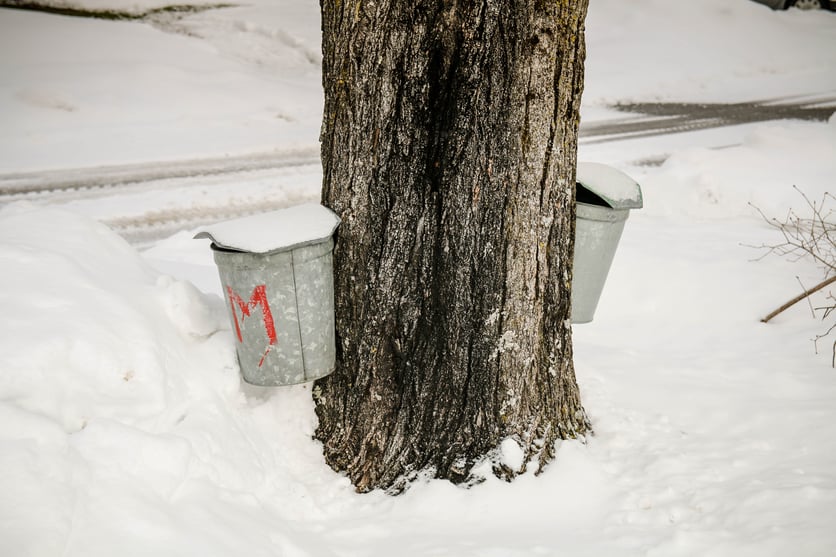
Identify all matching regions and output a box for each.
[315,0,591,493]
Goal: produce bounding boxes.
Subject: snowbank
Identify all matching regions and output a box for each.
[0,205,352,556]
[635,117,836,220]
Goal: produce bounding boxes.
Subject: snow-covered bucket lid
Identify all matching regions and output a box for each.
[576,162,643,210]
[194,203,341,255]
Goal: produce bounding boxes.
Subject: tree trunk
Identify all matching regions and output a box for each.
[315,0,591,493]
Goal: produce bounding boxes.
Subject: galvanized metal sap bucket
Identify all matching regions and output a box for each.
[572,163,643,324]
[195,204,340,386]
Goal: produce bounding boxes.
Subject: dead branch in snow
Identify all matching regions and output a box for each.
[751,187,836,365]
[760,274,836,323]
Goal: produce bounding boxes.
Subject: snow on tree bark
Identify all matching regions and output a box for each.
[315,0,591,493]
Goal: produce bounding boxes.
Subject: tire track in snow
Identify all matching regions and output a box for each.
[105,193,319,245]
[3,97,834,244]
[579,96,836,145]
[0,149,323,245]
[0,148,320,201]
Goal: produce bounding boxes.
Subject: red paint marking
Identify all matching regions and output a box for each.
[257,344,274,368]
[226,285,278,354]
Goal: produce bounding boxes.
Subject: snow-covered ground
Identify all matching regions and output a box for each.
[1,0,836,555]
[0,0,321,172]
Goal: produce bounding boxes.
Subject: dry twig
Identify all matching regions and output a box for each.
[760,274,836,323]
[751,187,836,364]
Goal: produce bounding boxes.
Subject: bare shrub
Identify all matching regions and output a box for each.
[752,187,836,365]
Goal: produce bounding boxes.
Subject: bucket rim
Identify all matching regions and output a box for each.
[194,203,340,255]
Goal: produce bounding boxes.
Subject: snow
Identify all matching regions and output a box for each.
[583,0,836,105]
[0,0,321,171]
[2,0,836,556]
[577,162,643,209]
[640,119,836,220]
[194,203,340,253]
[499,438,526,474]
